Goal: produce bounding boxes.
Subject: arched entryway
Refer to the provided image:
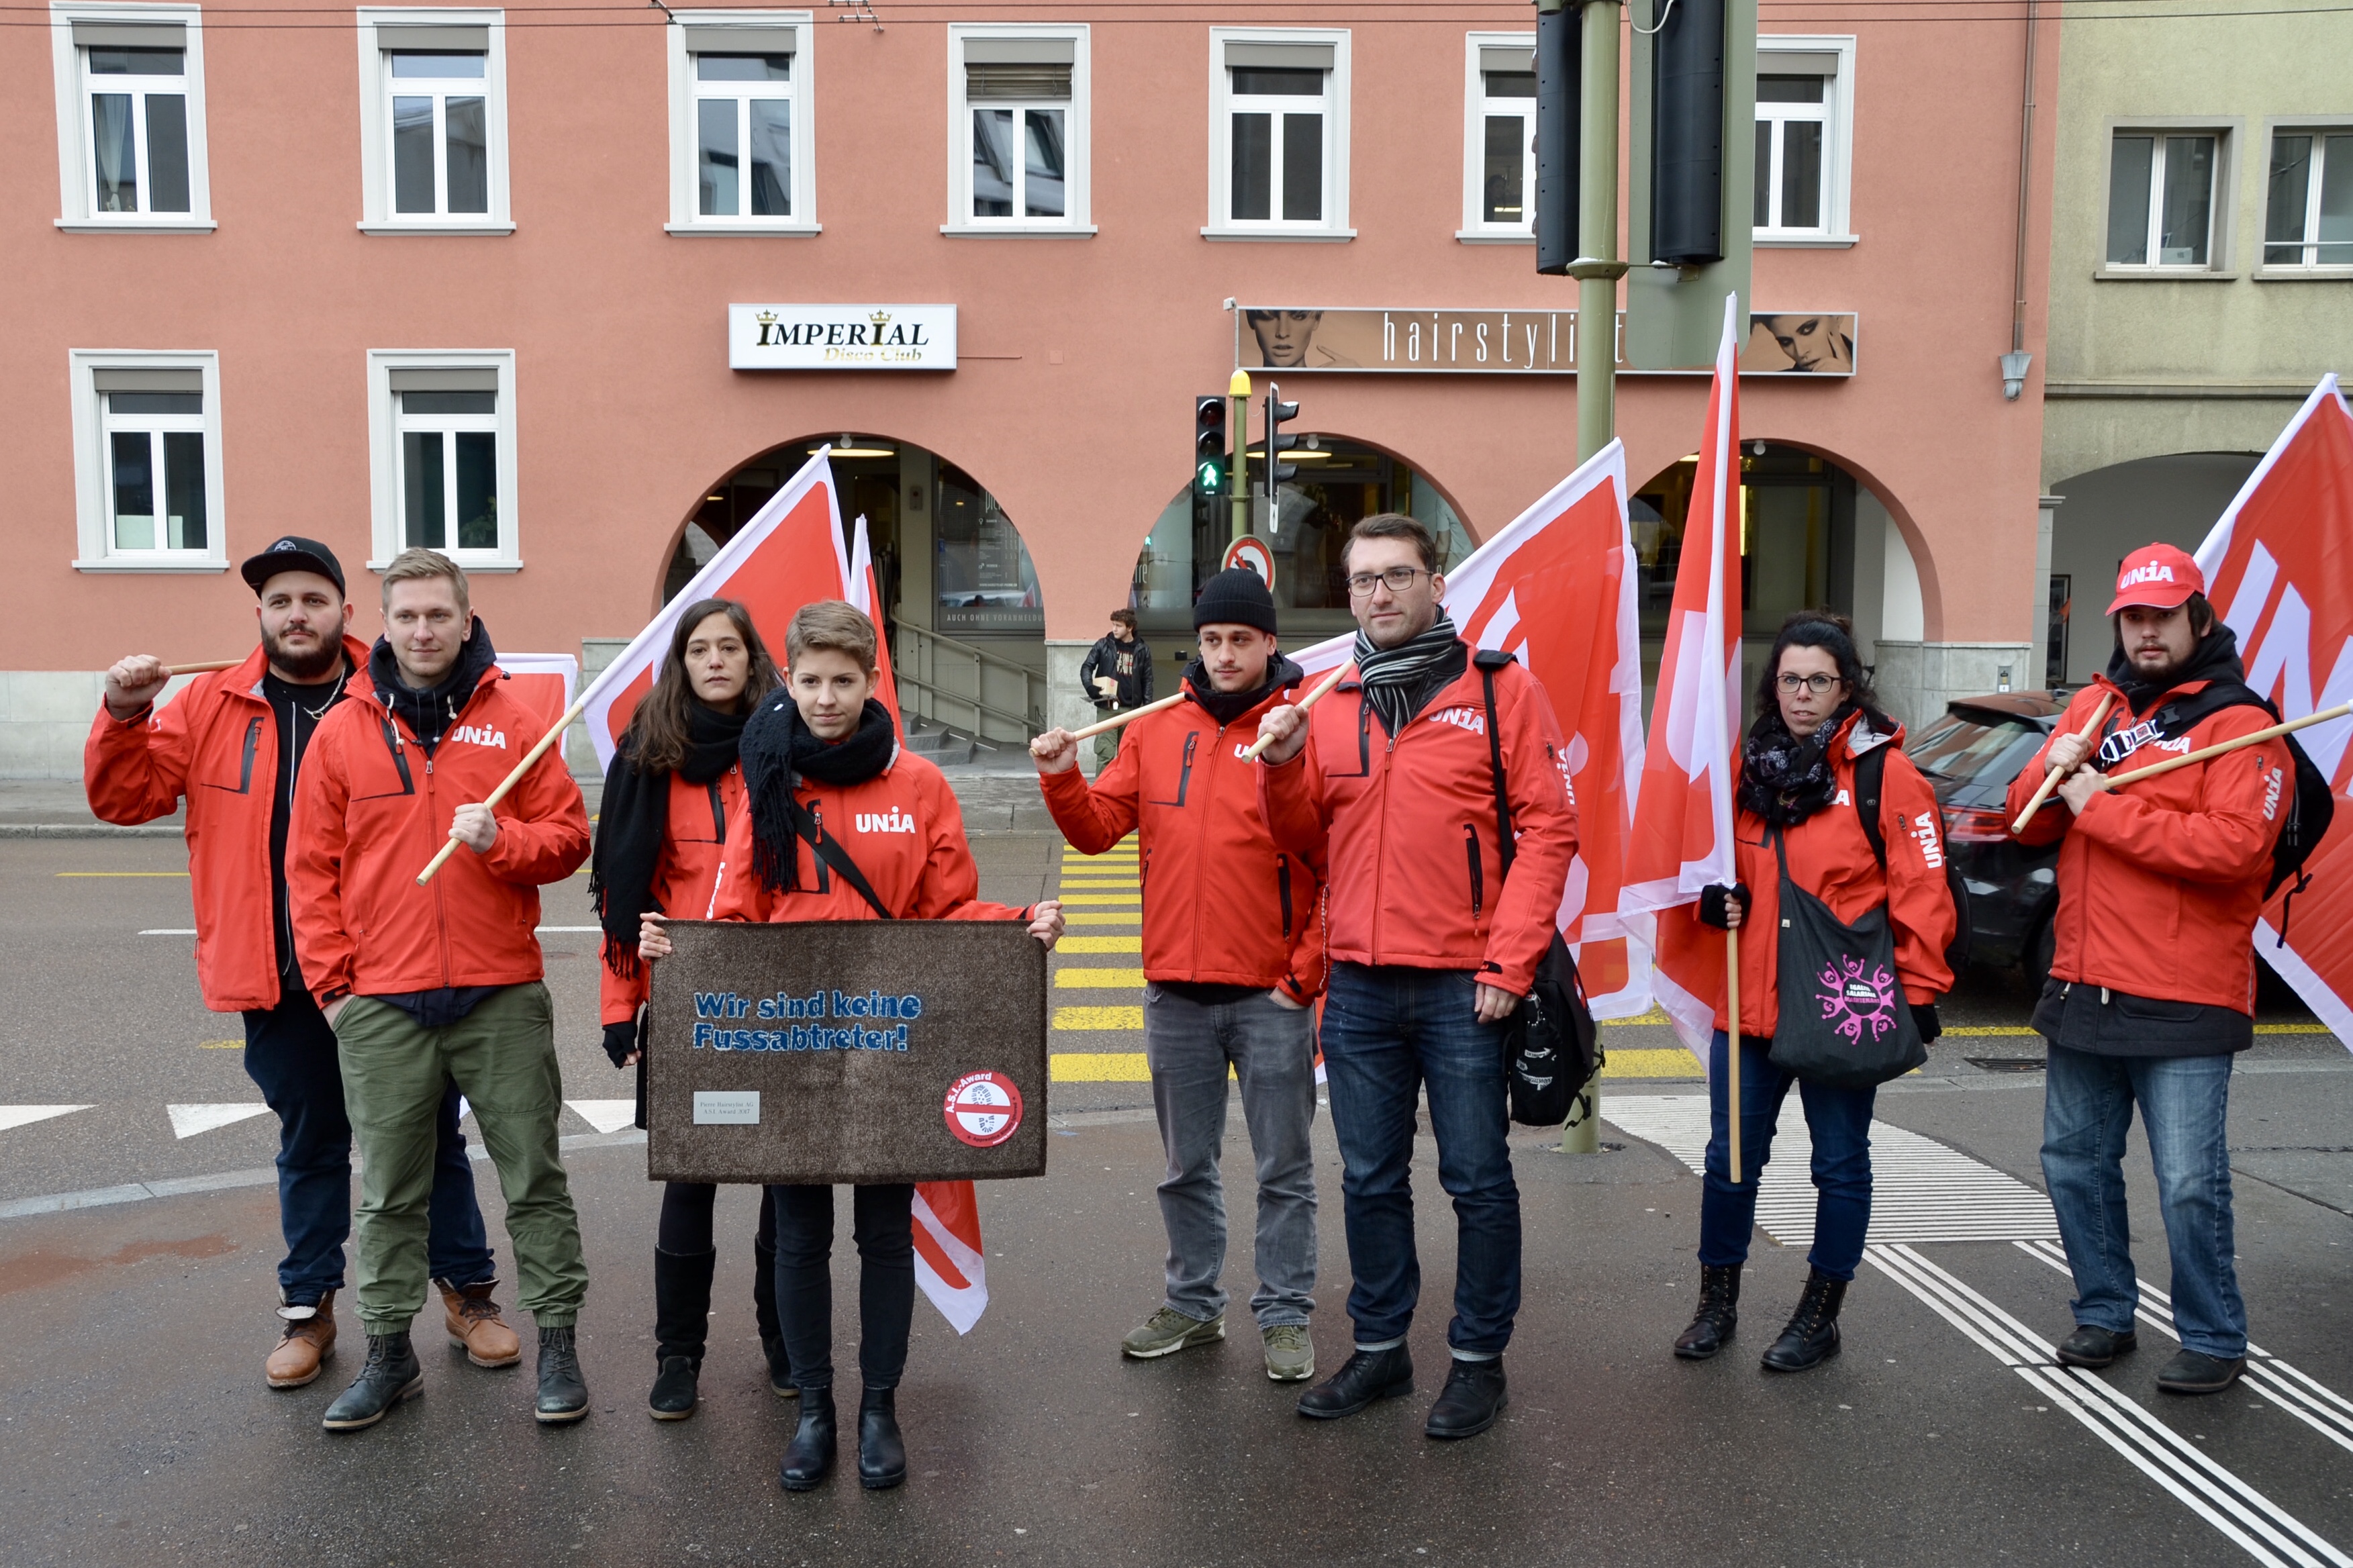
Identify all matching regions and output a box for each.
[2044,451,2259,687]
[663,434,1048,744]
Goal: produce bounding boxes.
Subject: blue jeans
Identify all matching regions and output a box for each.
[2041,1044,2245,1359]
[1698,1032,1878,1281]
[242,986,494,1305]
[1320,963,1521,1356]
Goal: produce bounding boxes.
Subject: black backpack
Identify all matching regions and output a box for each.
[1850,740,1974,975]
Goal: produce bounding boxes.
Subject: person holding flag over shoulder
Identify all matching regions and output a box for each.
[1029,567,1326,1385]
[640,601,1063,1493]
[589,598,794,1420]
[2009,544,2295,1396]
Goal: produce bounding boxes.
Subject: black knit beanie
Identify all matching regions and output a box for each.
[1192,566,1280,636]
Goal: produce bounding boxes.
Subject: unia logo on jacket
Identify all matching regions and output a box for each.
[449,724,508,749]
[855,808,917,834]
[1903,812,1946,869]
[1427,706,1486,736]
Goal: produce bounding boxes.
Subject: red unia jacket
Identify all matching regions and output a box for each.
[601,765,747,1026]
[1256,650,1578,996]
[708,748,1030,926]
[2007,675,2289,1014]
[83,636,376,1013]
[1719,711,1956,1039]
[288,665,591,1003]
[1039,674,1325,1001]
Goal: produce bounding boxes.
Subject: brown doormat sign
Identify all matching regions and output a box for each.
[644,920,1049,1185]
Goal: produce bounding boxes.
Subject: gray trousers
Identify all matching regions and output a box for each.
[1144,983,1320,1328]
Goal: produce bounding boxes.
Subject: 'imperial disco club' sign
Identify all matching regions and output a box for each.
[729,303,958,371]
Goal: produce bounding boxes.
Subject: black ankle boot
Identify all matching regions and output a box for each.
[321,1331,422,1431]
[649,1356,700,1420]
[779,1387,837,1491]
[1761,1269,1847,1373]
[1296,1344,1414,1420]
[650,1248,715,1420]
[536,1326,590,1423]
[1424,1357,1508,1440]
[1674,1264,1743,1360]
[753,1237,794,1398]
[857,1386,907,1489]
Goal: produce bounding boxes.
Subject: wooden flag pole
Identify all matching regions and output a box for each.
[1068,691,1186,740]
[2011,692,2117,834]
[1240,665,1351,762]
[415,691,592,886]
[162,659,242,675]
[2099,700,2353,793]
[1725,923,1741,1185]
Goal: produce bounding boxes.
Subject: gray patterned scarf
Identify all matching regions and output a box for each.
[1353,614,1466,738]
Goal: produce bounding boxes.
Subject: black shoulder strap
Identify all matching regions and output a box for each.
[786,793,896,920]
[1852,742,1888,871]
[2155,680,2280,738]
[1478,656,1517,881]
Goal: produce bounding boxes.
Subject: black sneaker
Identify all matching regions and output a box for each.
[1296,1345,1414,1420]
[1424,1357,1508,1440]
[535,1326,589,1424]
[2156,1349,2247,1395]
[2056,1325,2138,1369]
[321,1332,422,1432]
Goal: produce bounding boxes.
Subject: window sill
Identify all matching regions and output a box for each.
[940,224,1098,238]
[55,218,218,234]
[1455,230,1533,244]
[1200,226,1356,243]
[358,222,518,237]
[367,557,523,573]
[665,222,822,238]
[2253,266,2353,282]
[73,557,230,573]
[2091,266,2238,282]
[1756,234,1860,249]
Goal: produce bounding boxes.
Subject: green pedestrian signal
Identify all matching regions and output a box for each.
[1196,457,1224,493]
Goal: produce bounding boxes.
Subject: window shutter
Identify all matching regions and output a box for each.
[1478,46,1535,74]
[1225,42,1335,71]
[1759,52,1839,77]
[684,25,799,55]
[73,21,185,48]
[964,38,1075,64]
[377,23,490,51]
[389,368,499,393]
[967,62,1072,100]
[94,367,203,393]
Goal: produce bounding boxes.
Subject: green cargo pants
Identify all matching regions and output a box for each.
[334,983,587,1334]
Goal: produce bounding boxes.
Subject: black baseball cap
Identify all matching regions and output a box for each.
[240,536,346,597]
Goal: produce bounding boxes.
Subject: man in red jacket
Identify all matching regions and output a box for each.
[1030,567,1325,1383]
[85,537,508,1392]
[2009,544,2289,1396]
[1253,515,1578,1441]
[289,548,593,1431]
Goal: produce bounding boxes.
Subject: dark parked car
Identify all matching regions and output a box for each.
[1906,692,2071,987]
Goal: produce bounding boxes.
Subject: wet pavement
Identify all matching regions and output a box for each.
[6,831,2353,1567]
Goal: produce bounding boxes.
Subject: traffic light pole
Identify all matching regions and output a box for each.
[1229,369,1252,540]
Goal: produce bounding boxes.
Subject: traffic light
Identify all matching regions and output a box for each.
[1532,0,1580,277]
[1627,0,1756,368]
[1264,384,1300,488]
[1194,395,1226,494]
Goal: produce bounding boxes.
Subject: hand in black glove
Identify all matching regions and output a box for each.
[1911,1002,1942,1044]
[602,1020,640,1069]
[1697,882,1751,930]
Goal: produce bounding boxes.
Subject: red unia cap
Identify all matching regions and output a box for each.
[2106,543,2204,615]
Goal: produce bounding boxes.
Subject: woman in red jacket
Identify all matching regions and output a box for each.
[642,601,1063,1493]
[1674,613,1956,1373]
[590,598,783,1420]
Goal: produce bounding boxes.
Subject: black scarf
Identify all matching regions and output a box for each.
[1738,703,1862,826]
[590,699,751,977]
[1185,653,1306,727]
[2105,623,2247,716]
[740,696,898,894]
[1354,616,1467,738]
[368,618,497,755]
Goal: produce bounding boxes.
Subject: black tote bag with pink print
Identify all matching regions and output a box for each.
[1762,826,1925,1091]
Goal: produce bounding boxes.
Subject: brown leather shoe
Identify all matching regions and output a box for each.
[266,1292,338,1389]
[436,1278,522,1369]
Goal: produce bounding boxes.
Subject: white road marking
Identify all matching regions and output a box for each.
[166,1103,273,1139]
[0,1105,93,1134]
[567,1099,638,1134]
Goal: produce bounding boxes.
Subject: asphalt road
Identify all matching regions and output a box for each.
[5,831,2353,1567]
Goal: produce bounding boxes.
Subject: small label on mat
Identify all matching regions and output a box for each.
[693,1091,761,1125]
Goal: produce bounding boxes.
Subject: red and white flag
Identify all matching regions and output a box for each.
[2192,375,2353,1044]
[1286,444,1649,1014]
[910,1179,990,1333]
[1619,293,1746,1061]
[495,652,578,732]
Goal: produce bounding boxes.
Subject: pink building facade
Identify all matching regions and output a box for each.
[0,0,2060,772]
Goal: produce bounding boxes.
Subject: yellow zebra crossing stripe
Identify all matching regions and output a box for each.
[1057,935,1141,952]
[1052,1052,1149,1081]
[1053,1006,1143,1030]
[1059,895,1141,905]
[1056,969,1144,989]
[1065,913,1141,925]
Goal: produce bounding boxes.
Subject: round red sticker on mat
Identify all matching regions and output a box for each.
[943,1071,1024,1148]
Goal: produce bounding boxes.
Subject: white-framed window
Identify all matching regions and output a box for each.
[355,10,512,234]
[945,26,1092,236]
[665,13,816,235]
[48,5,213,232]
[1753,37,1855,245]
[66,350,228,572]
[366,352,520,570]
[2262,124,2353,273]
[1459,35,1535,241]
[2104,124,2234,273]
[1205,30,1351,241]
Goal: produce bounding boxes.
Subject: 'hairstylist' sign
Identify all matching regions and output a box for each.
[645,920,1046,1183]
